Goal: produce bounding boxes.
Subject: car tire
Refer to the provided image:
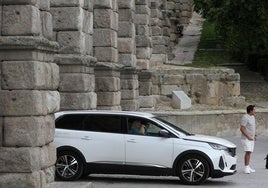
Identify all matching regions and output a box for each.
[177,154,209,185]
[55,150,84,181]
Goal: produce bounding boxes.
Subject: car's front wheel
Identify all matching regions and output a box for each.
[177,154,210,185]
[55,150,84,181]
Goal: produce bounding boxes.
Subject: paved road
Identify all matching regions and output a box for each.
[80,136,268,188]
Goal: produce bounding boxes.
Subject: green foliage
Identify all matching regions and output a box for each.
[191,20,237,68]
[192,50,236,68]
[194,0,268,66]
[197,21,222,49]
[194,0,224,22]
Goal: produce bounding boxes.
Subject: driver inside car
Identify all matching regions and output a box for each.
[129,120,146,135]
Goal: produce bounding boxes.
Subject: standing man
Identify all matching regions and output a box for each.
[240,105,257,174]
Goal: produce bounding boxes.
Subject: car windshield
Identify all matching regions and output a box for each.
[153,117,192,136]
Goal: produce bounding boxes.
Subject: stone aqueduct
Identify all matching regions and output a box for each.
[0,0,244,187]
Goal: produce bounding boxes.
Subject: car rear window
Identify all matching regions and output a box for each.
[56,114,123,134]
[55,114,85,130]
[83,115,122,133]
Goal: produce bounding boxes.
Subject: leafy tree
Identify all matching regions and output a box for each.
[194,0,268,68]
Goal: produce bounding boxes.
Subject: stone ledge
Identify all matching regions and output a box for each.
[0,36,59,52]
[95,62,124,70]
[55,54,97,66]
[45,182,93,188]
[2,0,38,5]
[152,108,268,116]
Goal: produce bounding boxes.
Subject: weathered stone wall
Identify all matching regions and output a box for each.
[150,0,170,66]
[154,109,268,137]
[49,0,195,111]
[0,1,59,187]
[152,67,245,107]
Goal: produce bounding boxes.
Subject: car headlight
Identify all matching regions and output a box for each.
[209,143,228,151]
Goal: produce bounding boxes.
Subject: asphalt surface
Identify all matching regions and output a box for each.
[80,136,268,188]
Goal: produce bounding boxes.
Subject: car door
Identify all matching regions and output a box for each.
[55,114,88,150]
[81,114,125,165]
[125,118,174,169]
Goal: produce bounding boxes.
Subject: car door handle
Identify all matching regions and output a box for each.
[81,136,92,141]
[127,139,136,143]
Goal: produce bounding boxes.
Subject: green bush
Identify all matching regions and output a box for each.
[194,0,268,67]
[192,20,237,68]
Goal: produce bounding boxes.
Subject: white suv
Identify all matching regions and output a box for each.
[54,110,236,185]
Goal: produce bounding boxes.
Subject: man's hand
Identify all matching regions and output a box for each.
[240,125,253,140]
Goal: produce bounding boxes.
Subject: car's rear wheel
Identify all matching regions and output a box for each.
[55,150,84,181]
[177,154,209,185]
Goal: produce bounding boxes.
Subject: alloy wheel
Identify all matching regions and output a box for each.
[181,158,205,182]
[56,154,80,180]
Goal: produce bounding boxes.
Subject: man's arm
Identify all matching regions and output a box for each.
[240,125,253,140]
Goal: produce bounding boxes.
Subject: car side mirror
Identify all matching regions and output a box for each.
[159,129,170,138]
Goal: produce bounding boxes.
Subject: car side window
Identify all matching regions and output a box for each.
[83,115,122,134]
[55,114,85,130]
[145,122,163,137]
[127,118,163,137]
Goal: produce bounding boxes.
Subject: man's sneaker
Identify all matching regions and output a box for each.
[244,166,250,174]
[249,167,256,173]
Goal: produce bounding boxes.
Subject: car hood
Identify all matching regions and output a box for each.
[182,134,236,148]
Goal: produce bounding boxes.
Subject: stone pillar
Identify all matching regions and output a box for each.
[50,0,97,110]
[138,71,156,110]
[93,0,121,110]
[121,68,140,110]
[118,0,139,111]
[135,0,152,70]
[95,65,122,110]
[54,55,97,110]
[150,0,169,66]
[93,0,118,64]
[118,0,136,67]
[0,1,59,187]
